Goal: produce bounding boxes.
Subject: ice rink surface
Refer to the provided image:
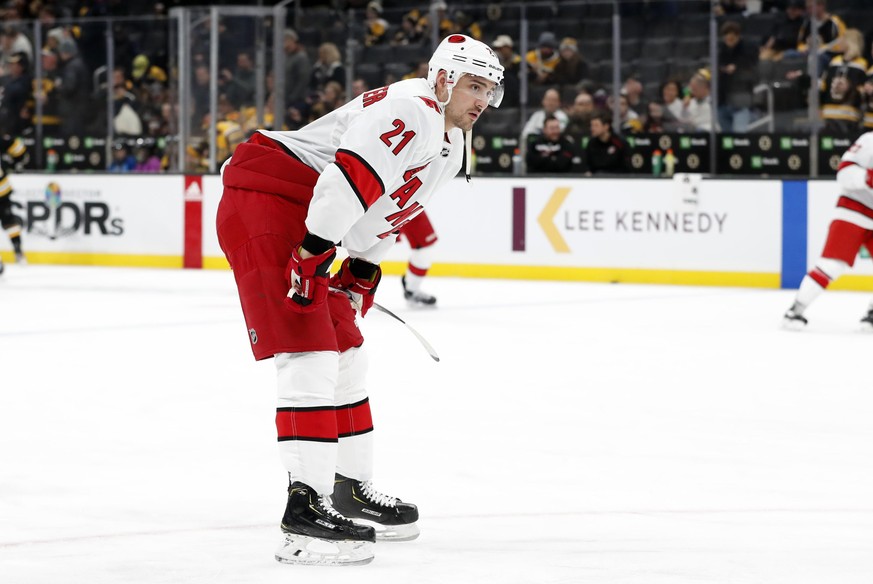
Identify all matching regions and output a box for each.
[1,264,872,584]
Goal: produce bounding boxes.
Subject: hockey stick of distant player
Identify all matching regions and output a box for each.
[372,302,440,362]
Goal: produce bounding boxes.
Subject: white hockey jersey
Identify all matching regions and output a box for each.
[836,131,873,229]
[259,78,464,263]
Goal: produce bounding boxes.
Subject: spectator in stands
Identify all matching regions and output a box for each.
[581,112,631,175]
[607,92,643,134]
[565,91,597,139]
[134,143,162,173]
[622,77,645,117]
[32,48,61,135]
[661,80,684,121]
[283,29,312,110]
[392,9,425,46]
[796,0,846,72]
[309,80,345,121]
[448,9,482,41]
[760,0,806,61]
[493,34,520,74]
[546,37,588,86]
[521,87,568,142]
[863,47,873,132]
[642,101,679,133]
[191,63,211,128]
[526,115,575,174]
[820,29,867,135]
[351,78,368,98]
[493,34,520,107]
[113,67,143,137]
[364,1,389,47]
[0,52,31,136]
[222,51,256,109]
[109,143,136,172]
[131,54,168,93]
[718,21,759,132]
[679,69,717,132]
[526,31,560,85]
[402,61,430,80]
[310,42,345,92]
[0,24,33,69]
[57,37,91,138]
[415,1,453,41]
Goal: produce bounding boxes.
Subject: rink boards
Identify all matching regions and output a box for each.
[1,174,871,290]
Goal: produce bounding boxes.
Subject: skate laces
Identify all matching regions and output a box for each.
[360,481,397,507]
[319,495,352,521]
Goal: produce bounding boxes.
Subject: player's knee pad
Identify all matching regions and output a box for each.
[336,346,368,405]
[275,351,338,407]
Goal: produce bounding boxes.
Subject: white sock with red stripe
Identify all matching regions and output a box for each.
[404,248,432,293]
[275,351,340,495]
[335,347,374,482]
[792,258,848,314]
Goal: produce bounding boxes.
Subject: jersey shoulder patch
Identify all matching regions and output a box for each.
[416,96,442,115]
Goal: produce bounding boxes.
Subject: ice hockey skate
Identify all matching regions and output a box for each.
[0,256,4,275]
[275,481,375,566]
[782,306,807,330]
[860,309,873,331]
[331,474,420,541]
[402,275,437,307]
[14,251,26,265]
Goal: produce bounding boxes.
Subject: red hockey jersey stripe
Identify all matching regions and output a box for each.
[335,398,374,438]
[276,406,338,442]
[837,195,873,221]
[837,160,857,172]
[334,149,385,210]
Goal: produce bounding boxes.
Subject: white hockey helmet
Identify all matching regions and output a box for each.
[427,34,505,108]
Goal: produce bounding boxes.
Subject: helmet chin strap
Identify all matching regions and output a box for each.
[433,74,473,182]
[465,129,472,182]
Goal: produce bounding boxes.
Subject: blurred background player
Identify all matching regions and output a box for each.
[399,210,438,306]
[783,130,873,330]
[0,132,28,274]
[216,34,504,565]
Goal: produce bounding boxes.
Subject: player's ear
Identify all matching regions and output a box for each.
[434,69,449,100]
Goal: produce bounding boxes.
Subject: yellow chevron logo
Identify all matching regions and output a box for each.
[537,187,571,253]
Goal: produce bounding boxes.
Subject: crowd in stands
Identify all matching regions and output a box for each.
[0,0,872,173]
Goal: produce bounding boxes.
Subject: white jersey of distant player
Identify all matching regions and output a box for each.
[258,78,463,262]
[836,131,873,230]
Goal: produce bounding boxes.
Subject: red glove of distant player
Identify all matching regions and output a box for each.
[284,245,337,313]
[329,257,382,316]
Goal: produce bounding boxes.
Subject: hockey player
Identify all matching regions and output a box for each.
[399,210,438,306]
[0,133,28,275]
[216,34,504,565]
[784,130,873,329]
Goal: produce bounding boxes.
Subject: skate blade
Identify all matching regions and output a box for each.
[275,533,374,566]
[858,322,873,333]
[352,518,420,541]
[781,318,806,331]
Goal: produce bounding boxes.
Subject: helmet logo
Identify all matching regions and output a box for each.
[447,35,466,43]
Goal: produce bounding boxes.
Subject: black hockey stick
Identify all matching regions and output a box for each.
[372,302,440,362]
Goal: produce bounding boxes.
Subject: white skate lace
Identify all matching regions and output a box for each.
[319,495,352,521]
[360,481,397,508]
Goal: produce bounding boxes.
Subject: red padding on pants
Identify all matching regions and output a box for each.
[276,407,338,442]
[336,398,373,438]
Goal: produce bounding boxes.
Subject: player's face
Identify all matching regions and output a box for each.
[445,74,497,131]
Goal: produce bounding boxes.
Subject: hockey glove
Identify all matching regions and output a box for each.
[284,244,337,313]
[329,257,382,316]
